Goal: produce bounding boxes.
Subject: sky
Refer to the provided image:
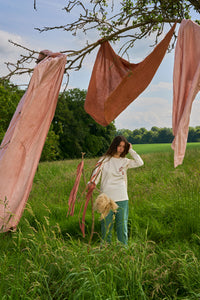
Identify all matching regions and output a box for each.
[0,0,200,130]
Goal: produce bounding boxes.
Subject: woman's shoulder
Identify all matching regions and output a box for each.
[96,155,109,165]
[118,156,130,165]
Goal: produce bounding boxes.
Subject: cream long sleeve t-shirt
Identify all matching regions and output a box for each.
[91,149,144,202]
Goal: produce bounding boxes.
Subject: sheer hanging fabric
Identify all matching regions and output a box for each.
[0,51,67,232]
[172,20,200,167]
[85,24,176,126]
[67,159,84,217]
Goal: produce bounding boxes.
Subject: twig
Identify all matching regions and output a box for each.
[1,18,181,82]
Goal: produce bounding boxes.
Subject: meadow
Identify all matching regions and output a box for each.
[1,143,200,299]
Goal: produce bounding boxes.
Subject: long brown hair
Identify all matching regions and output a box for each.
[105,135,129,158]
[89,136,129,182]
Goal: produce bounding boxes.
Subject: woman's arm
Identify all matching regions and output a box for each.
[127,143,144,168]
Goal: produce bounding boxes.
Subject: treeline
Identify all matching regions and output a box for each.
[1,80,200,161]
[0,81,116,161]
[116,126,200,144]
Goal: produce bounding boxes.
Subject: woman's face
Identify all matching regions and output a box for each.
[116,141,125,156]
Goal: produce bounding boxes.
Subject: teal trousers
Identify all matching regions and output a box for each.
[101,200,129,245]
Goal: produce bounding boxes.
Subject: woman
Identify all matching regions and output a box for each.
[89,135,144,245]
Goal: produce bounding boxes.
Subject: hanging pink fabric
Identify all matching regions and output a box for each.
[85,23,176,126]
[80,182,96,238]
[171,20,200,167]
[67,160,84,216]
[0,51,67,232]
[67,156,103,237]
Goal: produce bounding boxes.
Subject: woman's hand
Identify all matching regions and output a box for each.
[128,143,132,151]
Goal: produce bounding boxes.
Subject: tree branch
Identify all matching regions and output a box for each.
[1,17,180,82]
[188,0,200,13]
[3,0,196,83]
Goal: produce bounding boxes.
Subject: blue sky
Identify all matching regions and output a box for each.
[0,0,200,130]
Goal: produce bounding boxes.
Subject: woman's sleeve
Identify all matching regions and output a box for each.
[126,148,144,169]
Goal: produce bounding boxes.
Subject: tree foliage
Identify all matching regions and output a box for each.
[0,82,116,160]
[0,80,23,141]
[117,126,200,144]
[53,88,116,159]
[0,80,61,161]
[1,81,200,162]
[2,0,199,81]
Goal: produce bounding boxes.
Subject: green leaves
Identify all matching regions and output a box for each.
[52,88,116,159]
[0,82,116,160]
[0,80,23,143]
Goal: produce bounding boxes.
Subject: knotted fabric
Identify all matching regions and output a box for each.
[85,23,176,126]
[67,160,84,216]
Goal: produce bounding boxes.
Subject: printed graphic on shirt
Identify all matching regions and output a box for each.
[118,166,124,175]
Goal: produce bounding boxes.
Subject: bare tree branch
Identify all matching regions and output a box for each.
[188,0,200,13]
[1,17,181,82]
[2,0,198,83]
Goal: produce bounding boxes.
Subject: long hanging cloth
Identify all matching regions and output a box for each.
[85,23,176,126]
[171,20,200,168]
[0,51,67,232]
[67,156,104,237]
[67,155,85,217]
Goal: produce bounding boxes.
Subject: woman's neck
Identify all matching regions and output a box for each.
[113,153,121,158]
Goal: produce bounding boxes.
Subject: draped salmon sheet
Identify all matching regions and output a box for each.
[85,24,176,126]
[0,52,67,232]
[172,20,200,167]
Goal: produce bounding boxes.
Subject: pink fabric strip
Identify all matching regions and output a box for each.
[80,182,96,238]
[67,160,84,216]
[172,20,200,167]
[0,52,67,232]
[90,160,102,183]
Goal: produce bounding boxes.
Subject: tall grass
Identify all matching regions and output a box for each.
[1,143,200,299]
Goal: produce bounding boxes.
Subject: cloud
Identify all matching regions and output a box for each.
[115,91,200,131]
[115,96,172,130]
[190,92,200,127]
[149,81,173,92]
[0,30,35,85]
[0,30,23,56]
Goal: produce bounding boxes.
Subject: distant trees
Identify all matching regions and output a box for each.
[0,80,24,142]
[0,81,116,160]
[0,80,61,161]
[1,80,200,161]
[52,88,116,159]
[117,126,200,144]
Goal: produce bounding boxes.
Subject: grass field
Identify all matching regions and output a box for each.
[132,142,200,154]
[1,143,200,299]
